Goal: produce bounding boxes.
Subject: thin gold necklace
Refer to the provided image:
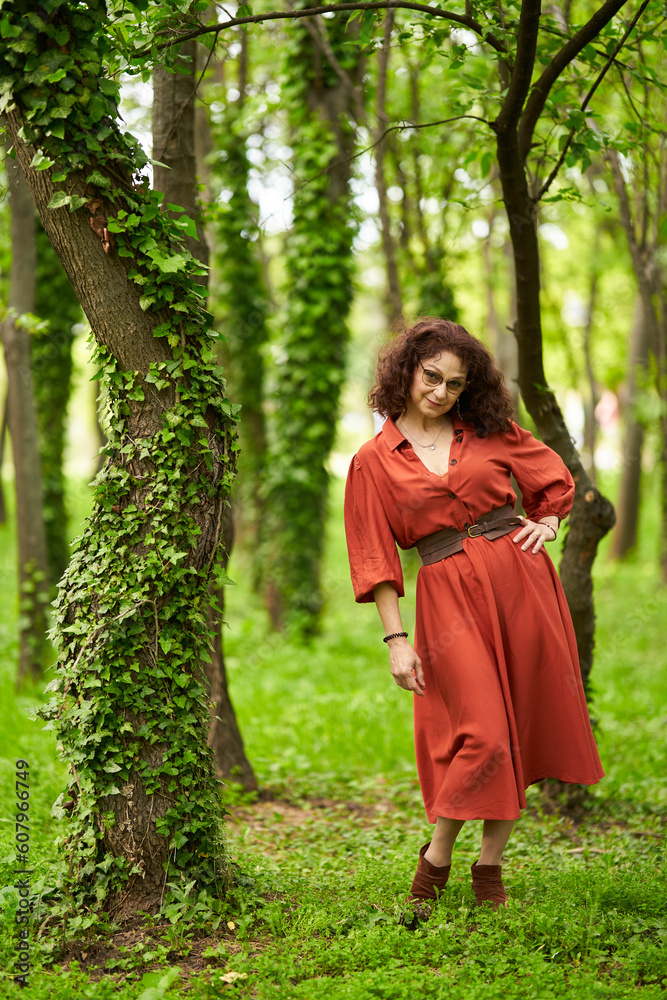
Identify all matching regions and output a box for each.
[398,417,448,451]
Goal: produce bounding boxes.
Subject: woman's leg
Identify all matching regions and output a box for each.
[478,819,514,865]
[424,817,465,866]
[471,819,515,909]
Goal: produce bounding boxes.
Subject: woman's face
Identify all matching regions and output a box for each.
[406,351,468,421]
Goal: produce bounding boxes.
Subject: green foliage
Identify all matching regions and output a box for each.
[262,16,358,633]
[32,224,82,588]
[0,0,238,912]
[209,104,270,571]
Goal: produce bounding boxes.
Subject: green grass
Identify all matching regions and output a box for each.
[0,470,666,998]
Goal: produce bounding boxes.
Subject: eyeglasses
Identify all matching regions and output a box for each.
[419,363,470,394]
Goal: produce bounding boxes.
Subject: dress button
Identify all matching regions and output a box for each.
[463,521,470,529]
[448,492,457,499]
[450,459,457,465]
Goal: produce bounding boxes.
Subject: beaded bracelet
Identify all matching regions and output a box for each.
[383,631,408,643]
[543,523,557,541]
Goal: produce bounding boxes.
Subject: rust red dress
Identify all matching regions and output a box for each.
[344,413,604,822]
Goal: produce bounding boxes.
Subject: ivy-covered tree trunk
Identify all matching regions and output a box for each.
[209,35,270,579]
[153,38,257,791]
[1,158,50,684]
[32,223,81,587]
[1,0,235,916]
[263,11,361,633]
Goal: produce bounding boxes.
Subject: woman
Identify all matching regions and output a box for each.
[344,318,604,912]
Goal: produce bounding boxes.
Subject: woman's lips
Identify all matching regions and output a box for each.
[426,398,442,408]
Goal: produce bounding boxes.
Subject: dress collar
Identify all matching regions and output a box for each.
[381,410,465,451]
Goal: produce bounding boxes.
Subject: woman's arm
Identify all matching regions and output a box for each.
[373,582,426,697]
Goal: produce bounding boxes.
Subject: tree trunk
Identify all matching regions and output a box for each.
[581,276,598,484]
[610,297,650,558]
[494,126,615,693]
[0,395,9,524]
[153,43,208,268]
[1,158,50,684]
[32,222,81,587]
[203,509,257,790]
[374,13,402,324]
[209,38,270,581]
[2,0,234,916]
[483,209,518,412]
[607,148,665,576]
[153,40,256,790]
[264,13,362,634]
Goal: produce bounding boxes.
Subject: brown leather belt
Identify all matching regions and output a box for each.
[415,504,523,566]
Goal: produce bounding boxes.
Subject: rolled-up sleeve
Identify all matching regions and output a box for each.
[502,421,575,523]
[344,454,404,604]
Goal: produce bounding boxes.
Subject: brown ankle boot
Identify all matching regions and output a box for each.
[408,843,451,904]
[470,861,508,909]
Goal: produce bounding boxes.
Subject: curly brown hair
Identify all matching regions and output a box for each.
[367,317,515,437]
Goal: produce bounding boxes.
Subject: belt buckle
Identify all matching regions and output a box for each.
[467,523,484,537]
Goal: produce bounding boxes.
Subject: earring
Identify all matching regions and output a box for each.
[456,397,462,417]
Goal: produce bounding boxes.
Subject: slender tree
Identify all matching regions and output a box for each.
[1,158,50,683]
[610,298,651,558]
[32,223,81,587]
[209,34,271,571]
[263,10,363,633]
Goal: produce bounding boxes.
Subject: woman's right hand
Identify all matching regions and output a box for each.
[387,638,426,697]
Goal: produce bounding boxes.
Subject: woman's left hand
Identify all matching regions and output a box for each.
[512,516,556,554]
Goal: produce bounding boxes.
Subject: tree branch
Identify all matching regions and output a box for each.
[289,114,490,197]
[537,0,650,201]
[494,0,541,133]
[518,0,631,158]
[131,2,508,60]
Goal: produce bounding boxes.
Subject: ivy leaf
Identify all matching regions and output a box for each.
[87,170,111,188]
[30,150,55,171]
[148,249,188,274]
[0,17,22,38]
[171,215,199,241]
[47,191,71,210]
[45,67,67,84]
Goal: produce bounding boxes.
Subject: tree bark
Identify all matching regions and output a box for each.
[582,260,599,483]
[610,298,649,559]
[153,42,208,269]
[607,147,665,575]
[0,392,9,524]
[1,158,50,684]
[374,12,402,324]
[32,222,81,587]
[153,40,256,790]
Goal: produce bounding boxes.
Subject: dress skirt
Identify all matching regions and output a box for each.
[413,532,604,822]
